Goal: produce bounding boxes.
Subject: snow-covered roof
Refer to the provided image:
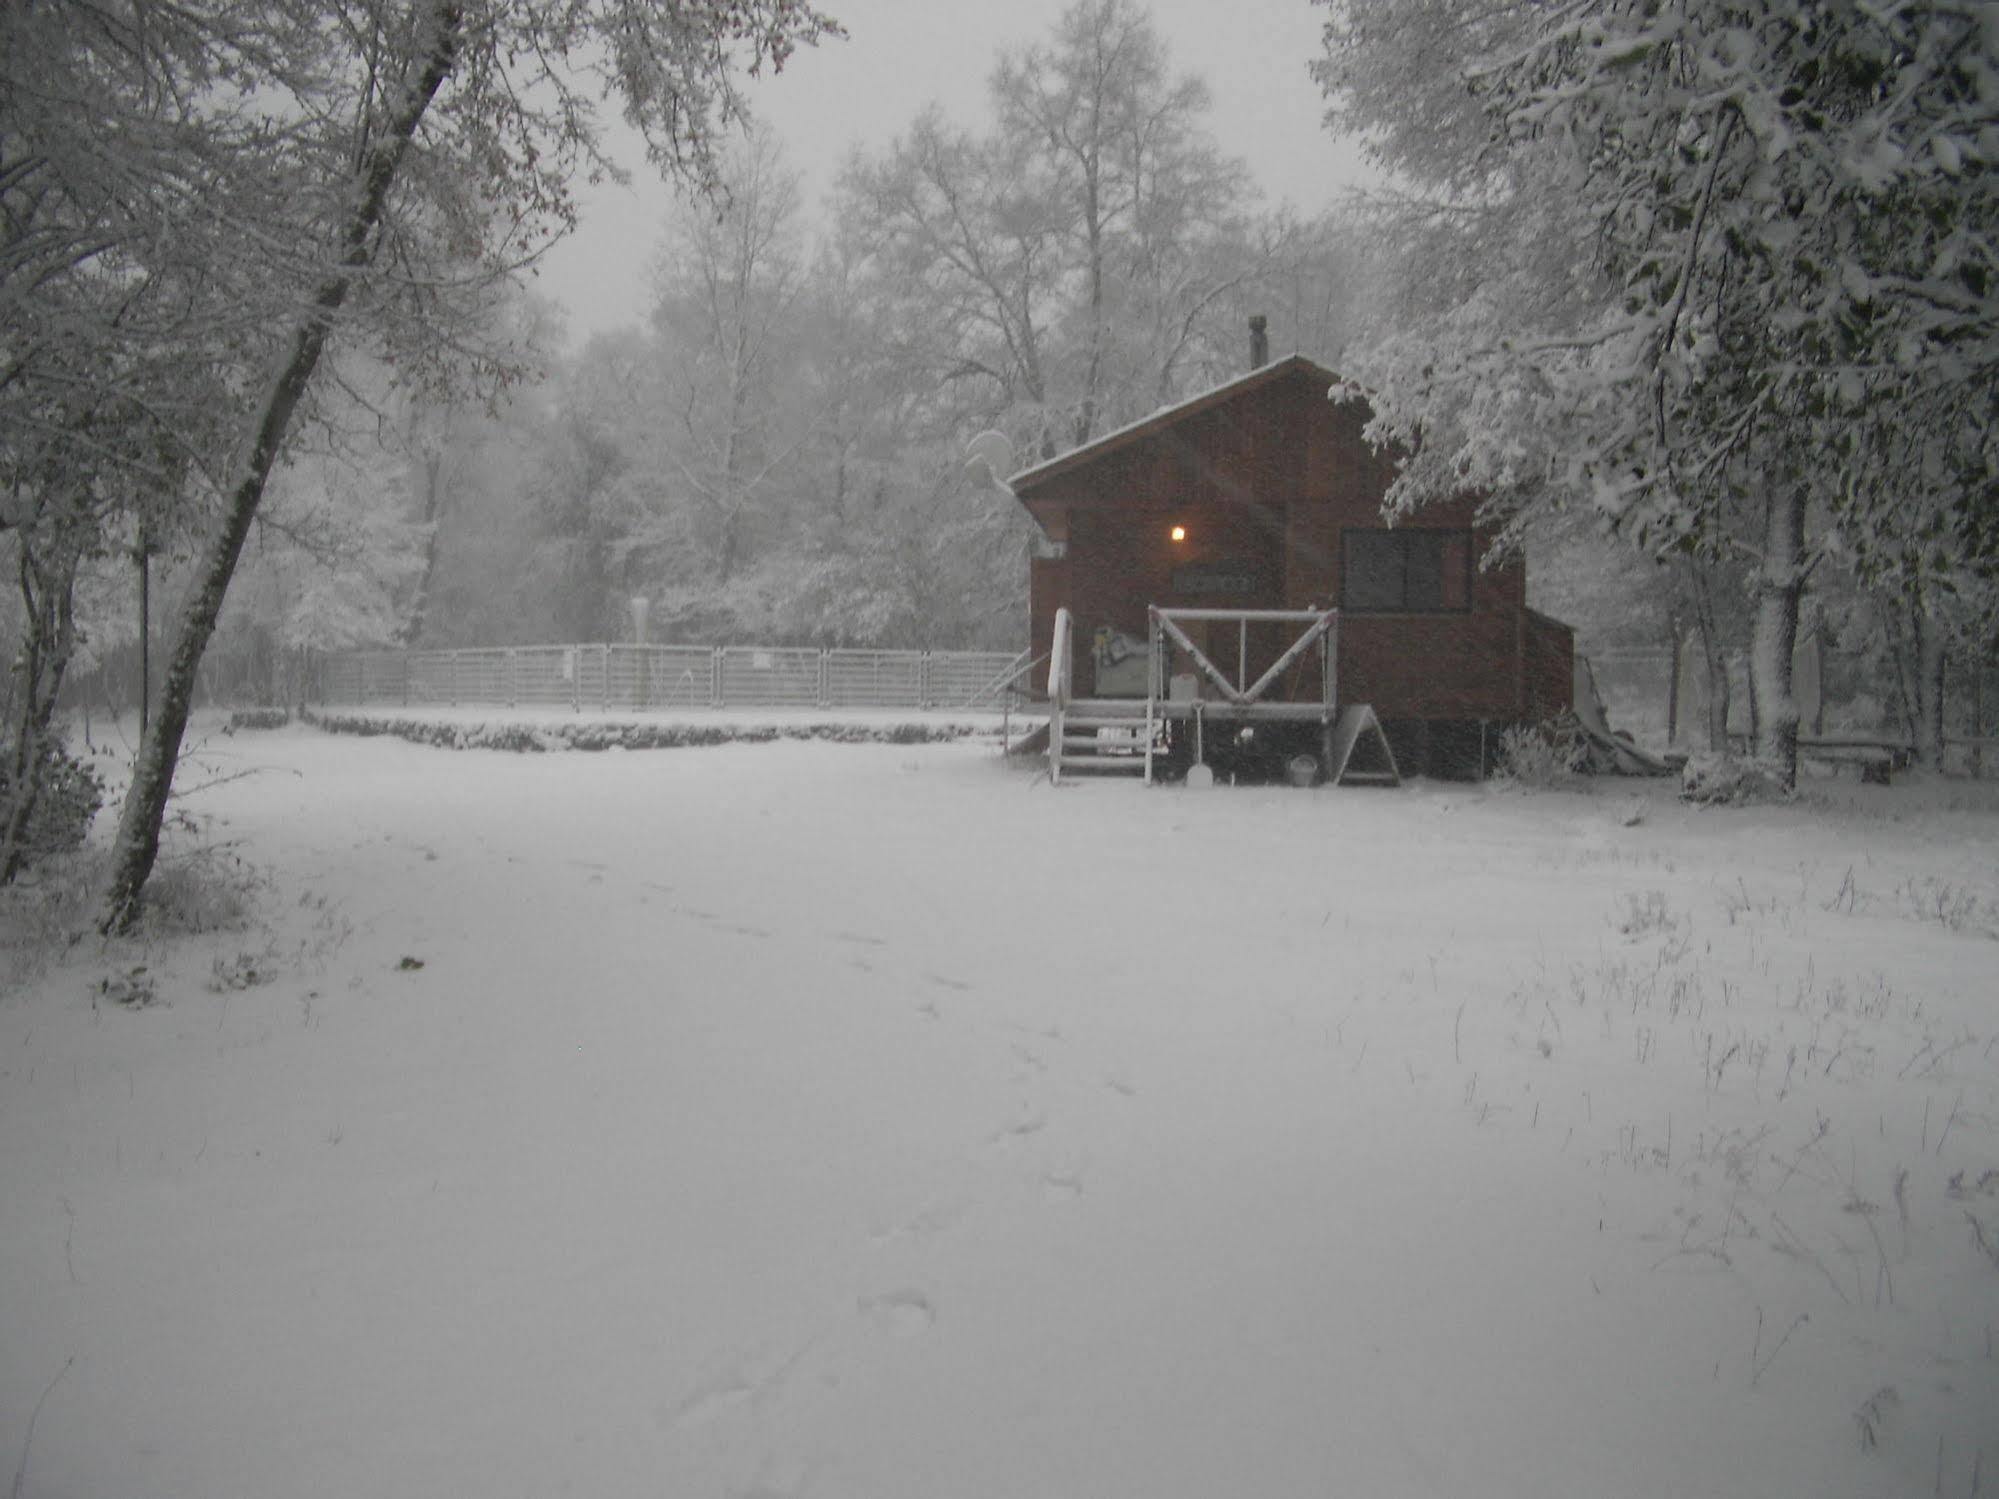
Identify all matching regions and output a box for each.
[1005,353,1342,493]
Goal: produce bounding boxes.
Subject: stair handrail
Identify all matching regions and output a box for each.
[1048,607,1073,784]
[949,646,1037,710]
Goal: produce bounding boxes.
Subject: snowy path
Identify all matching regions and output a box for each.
[3,727,1996,1497]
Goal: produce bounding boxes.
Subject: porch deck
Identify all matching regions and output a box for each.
[1045,606,1398,786]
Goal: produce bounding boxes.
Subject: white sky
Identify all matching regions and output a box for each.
[534,0,1367,343]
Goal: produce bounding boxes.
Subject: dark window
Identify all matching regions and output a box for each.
[1342,529,1472,612]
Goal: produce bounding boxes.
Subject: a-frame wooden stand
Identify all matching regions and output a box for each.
[1324,704,1401,786]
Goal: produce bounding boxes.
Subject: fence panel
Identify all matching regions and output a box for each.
[441,648,507,706]
[357,651,409,705]
[576,645,609,710]
[507,646,581,709]
[320,654,362,704]
[720,647,823,708]
[314,643,1029,712]
[826,650,922,708]
[403,650,456,704]
[608,645,714,709]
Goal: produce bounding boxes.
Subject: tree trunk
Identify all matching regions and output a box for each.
[399,448,449,645]
[99,4,462,932]
[1748,486,1807,788]
[1665,621,1682,746]
[1684,559,1730,753]
[1918,625,1946,768]
[1,536,80,885]
[1887,594,1947,765]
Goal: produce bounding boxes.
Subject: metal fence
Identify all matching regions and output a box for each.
[315,644,1032,714]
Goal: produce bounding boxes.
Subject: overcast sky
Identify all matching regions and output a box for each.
[533,0,1367,344]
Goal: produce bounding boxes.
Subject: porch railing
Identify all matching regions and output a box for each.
[1147,607,1339,709]
[1047,608,1073,784]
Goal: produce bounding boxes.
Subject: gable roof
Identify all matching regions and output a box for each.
[1006,353,1342,494]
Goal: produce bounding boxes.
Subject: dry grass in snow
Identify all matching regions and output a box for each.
[2,720,1996,1498]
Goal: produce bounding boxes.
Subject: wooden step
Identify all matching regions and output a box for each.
[1061,732,1147,750]
[1057,755,1146,774]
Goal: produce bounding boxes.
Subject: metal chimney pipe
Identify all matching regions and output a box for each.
[1249,314,1269,370]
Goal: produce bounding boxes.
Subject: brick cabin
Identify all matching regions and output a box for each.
[1008,347,1574,778]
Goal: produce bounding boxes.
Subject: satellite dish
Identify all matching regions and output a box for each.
[964,429,1017,492]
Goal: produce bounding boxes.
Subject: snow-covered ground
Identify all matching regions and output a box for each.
[3,721,1997,1498]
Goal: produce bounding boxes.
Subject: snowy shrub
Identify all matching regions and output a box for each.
[138,846,258,935]
[1679,756,1791,807]
[226,709,291,732]
[1495,718,1585,789]
[302,709,987,754]
[0,845,98,993]
[0,736,106,874]
[1617,890,1675,938]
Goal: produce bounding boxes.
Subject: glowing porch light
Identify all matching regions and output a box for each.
[1169,524,1187,542]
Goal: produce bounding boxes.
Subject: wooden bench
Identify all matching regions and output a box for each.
[1798,738,1915,783]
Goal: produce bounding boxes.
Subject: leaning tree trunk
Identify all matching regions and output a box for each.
[1748,486,1808,789]
[99,6,462,932]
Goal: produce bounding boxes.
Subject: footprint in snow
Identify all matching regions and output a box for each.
[829,930,888,948]
[988,1110,1049,1148]
[870,1196,966,1245]
[660,1344,815,1434]
[924,973,973,992]
[859,1288,935,1338]
[1042,1171,1085,1201]
[662,1375,753,1431]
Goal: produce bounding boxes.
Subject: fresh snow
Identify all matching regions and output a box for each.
[4,721,1997,1498]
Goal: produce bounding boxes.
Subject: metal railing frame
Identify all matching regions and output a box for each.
[314,643,1030,715]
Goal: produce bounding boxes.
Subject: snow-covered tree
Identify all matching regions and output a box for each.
[649,128,815,590]
[10,0,839,928]
[1316,0,1998,784]
[839,0,1283,462]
